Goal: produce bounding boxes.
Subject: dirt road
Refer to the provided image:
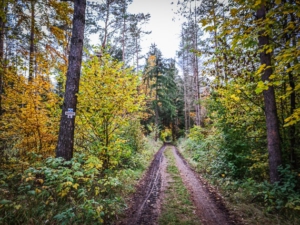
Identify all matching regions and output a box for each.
[119,145,241,225]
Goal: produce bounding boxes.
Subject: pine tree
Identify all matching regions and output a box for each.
[56,0,86,160]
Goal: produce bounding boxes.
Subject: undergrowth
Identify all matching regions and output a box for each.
[0,138,157,225]
[178,126,300,225]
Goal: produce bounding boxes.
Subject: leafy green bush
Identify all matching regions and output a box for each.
[180,126,300,215]
[259,165,300,212]
[0,145,152,225]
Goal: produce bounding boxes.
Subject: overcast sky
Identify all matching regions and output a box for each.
[88,0,182,60]
[128,0,182,59]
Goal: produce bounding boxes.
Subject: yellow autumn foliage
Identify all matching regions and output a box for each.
[75,52,145,168]
[0,71,59,161]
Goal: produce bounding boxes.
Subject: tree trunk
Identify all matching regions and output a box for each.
[288,66,296,168]
[56,0,86,160]
[256,4,282,183]
[211,1,220,83]
[122,8,126,63]
[288,5,297,169]
[135,36,138,74]
[0,0,5,116]
[193,1,200,126]
[182,36,188,134]
[102,0,112,49]
[28,0,36,82]
[154,86,159,142]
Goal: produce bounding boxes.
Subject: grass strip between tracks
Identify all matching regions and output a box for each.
[158,146,201,225]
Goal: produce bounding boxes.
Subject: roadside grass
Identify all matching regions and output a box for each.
[177,140,300,225]
[158,146,201,225]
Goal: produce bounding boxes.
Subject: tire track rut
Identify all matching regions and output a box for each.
[172,146,239,225]
[119,145,241,225]
[119,145,166,225]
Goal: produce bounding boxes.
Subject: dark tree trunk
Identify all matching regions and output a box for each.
[288,64,296,169]
[288,7,297,169]
[56,0,86,160]
[0,1,5,116]
[154,91,159,142]
[135,36,138,74]
[28,0,35,82]
[256,4,282,183]
[0,0,7,162]
[122,9,126,63]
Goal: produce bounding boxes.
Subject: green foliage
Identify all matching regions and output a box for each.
[218,165,300,213]
[260,165,300,212]
[76,51,144,169]
[183,123,264,180]
[142,44,185,140]
[160,128,172,142]
[0,145,154,224]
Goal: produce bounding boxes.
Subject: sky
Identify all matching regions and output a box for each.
[128,0,182,59]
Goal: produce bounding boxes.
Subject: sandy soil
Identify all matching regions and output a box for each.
[117,145,242,225]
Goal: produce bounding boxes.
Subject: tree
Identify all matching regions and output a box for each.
[85,0,150,68]
[0,0,72,161]
[142,44,184,141]
[143,44,164,141]
[56,0,86,160]
[76,52,144,169]
[0,0,9,116]
[256,3,282,183]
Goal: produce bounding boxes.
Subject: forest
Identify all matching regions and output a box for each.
[0,0,299,224]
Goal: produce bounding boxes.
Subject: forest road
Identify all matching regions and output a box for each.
[118,145,242,225]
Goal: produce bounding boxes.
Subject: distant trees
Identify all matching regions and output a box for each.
[142,44,184,141]
[85,0,150,68]
[175,0,300,183]
[176,0,213,129]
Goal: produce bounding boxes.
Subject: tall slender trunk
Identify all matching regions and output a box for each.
[182,35,188,134]
[221,6,229,85]
[135,36,139,74]
[0,0,6,162]
[212,2,220,82]
[288,36,298,169]
[285,3,297,169]
[257,4,282,183]
[195,3,200,126]
[186,49,191,130]
[56,0,86,160]
[28,0,35,82]
[102,0,112,49]
[192,0,200,126]
[0,0,5,116]
[286,57,297,169]
[122,7,126,63]
[154,79,159,141]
